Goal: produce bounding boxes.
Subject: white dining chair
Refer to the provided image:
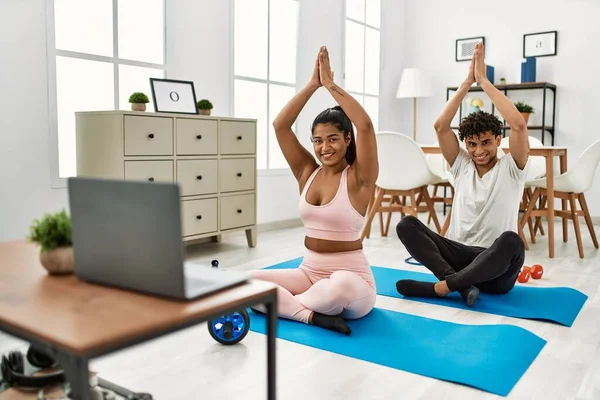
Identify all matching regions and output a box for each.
[361,132,445,240]
[522,139,600,258]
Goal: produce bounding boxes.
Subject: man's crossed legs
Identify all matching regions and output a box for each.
[395,215,525,307]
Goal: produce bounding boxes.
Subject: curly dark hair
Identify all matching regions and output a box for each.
[458,110,502,142]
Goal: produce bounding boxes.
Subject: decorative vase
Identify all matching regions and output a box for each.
[131,103,146,112]
[521,112,530,124]
[39,246,74,275]
[198,109,211,116]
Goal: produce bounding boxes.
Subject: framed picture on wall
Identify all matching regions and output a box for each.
[150,78,199,114]
[523,31,557,58]
[456,36,484,62]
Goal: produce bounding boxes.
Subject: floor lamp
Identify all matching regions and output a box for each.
[396,68,433,141]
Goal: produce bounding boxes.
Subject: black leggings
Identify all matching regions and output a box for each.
[396,215,525,294]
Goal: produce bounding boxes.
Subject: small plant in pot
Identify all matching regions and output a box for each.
[197,99,213,116]
[28,209,74,275]
[129,92,150,112]
[514,101,534,124]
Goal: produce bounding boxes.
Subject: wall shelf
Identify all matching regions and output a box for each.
[447,82,557,145]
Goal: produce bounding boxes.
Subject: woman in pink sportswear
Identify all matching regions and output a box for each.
[252,47,379,335]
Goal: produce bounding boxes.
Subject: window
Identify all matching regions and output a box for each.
[344,0,381,132]
[233,0,299,170]
[48,0,166,181]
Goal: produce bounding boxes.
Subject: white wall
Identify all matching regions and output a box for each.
[0,0,347,241]
[380,0,600,216]
[0,0,68,241]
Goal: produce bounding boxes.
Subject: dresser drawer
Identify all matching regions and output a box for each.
[176,159,218,196]
[124,160,173,183]
[220,194,255,230]
[219,158,255,193]
[176,119,218,155]
[124,116,173,156]
[181,198,218,236]
[220,121,256,154]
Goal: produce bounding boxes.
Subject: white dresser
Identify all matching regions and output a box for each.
[75,111,257,248]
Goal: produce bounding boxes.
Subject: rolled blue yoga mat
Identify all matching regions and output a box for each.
[264,257,587,327]
[248,307,546,396]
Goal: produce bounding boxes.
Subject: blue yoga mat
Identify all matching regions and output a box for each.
[248,307,546,396]
[264,257,587,327]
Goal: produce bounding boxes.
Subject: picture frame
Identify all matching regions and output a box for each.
[150,78,199,114]
[523,31,557,58]
[456,36,484,62]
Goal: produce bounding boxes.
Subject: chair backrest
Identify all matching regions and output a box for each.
[425,140,447,179]
[564,139,600,192]
[375,131,438,190]
[500,135,546,179]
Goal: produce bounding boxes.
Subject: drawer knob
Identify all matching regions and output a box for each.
[148,133,154,139]
[196,134,202,139]
[148,177,154,182]
[196,215,202,220]
[237,172,242,177]
[237,136,242,140]
[237,209,242,214]
[197,175,203,180]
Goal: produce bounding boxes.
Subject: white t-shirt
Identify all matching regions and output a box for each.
[446,148,529,248]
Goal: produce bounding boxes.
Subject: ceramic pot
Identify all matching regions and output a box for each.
[39,247,74,275]
[198,109,211,116]
[521,112,530,124]
[131,103,146,112]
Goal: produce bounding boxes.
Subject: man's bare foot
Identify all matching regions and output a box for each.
[434,281,451,296]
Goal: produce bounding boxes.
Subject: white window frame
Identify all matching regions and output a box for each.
[342,0,381,130]
[230,0,299,174]
[45,0,168,189]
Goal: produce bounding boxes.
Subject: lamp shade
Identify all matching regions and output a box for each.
[396,68,433,99]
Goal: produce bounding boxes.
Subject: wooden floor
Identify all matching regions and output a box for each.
[1,213,599,399]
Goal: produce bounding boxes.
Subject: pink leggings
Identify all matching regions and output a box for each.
[252,250,376,324]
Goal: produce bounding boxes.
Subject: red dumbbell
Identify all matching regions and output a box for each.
[518,264,544,283]
[518,267,531,283]
[530,264,544,279]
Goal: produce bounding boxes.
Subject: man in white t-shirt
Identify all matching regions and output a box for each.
[395,42,530,307]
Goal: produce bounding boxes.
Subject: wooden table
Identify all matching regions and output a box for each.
[420,146,568,258]
[0,240,278,400]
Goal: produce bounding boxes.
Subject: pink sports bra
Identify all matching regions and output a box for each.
[298,165,365,241]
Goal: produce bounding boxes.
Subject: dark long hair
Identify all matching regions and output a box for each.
[310,105,357,165]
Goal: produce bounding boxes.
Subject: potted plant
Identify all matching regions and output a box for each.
[514,101,534,124]
[197,99,213,116]
[28,209,74,275]
[129,92,150,112]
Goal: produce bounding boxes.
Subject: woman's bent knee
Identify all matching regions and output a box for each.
[341,290,376,319]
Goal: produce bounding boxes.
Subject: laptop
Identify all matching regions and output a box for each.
[67,177,250,300]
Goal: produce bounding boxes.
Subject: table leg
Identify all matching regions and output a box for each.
[545,155,555,258]
[54,353,92,400]
[266,294,277,400]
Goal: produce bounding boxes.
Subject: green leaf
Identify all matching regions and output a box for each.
[27,209,72,252]
[128,92,150,103]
